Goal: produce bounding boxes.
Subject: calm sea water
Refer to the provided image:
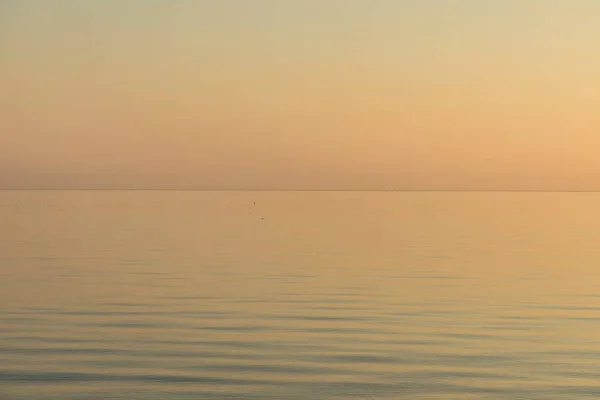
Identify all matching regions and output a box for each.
[2,191,600,399]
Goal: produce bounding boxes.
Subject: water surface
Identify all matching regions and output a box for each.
[2,191,600,399]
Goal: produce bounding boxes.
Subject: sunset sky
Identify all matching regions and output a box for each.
[2,0,600,190]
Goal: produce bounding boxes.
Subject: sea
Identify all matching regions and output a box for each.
[2,190,600,399]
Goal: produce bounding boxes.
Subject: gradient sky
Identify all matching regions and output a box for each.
[2,0,600,190]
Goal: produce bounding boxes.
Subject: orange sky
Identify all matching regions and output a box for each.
[2,1,600,190]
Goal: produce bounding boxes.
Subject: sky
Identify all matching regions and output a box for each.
[2,0,600,190]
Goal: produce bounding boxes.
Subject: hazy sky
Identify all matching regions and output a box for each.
[2,0,600,190]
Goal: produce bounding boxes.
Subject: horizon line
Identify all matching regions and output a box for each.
[2,189,600,193]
